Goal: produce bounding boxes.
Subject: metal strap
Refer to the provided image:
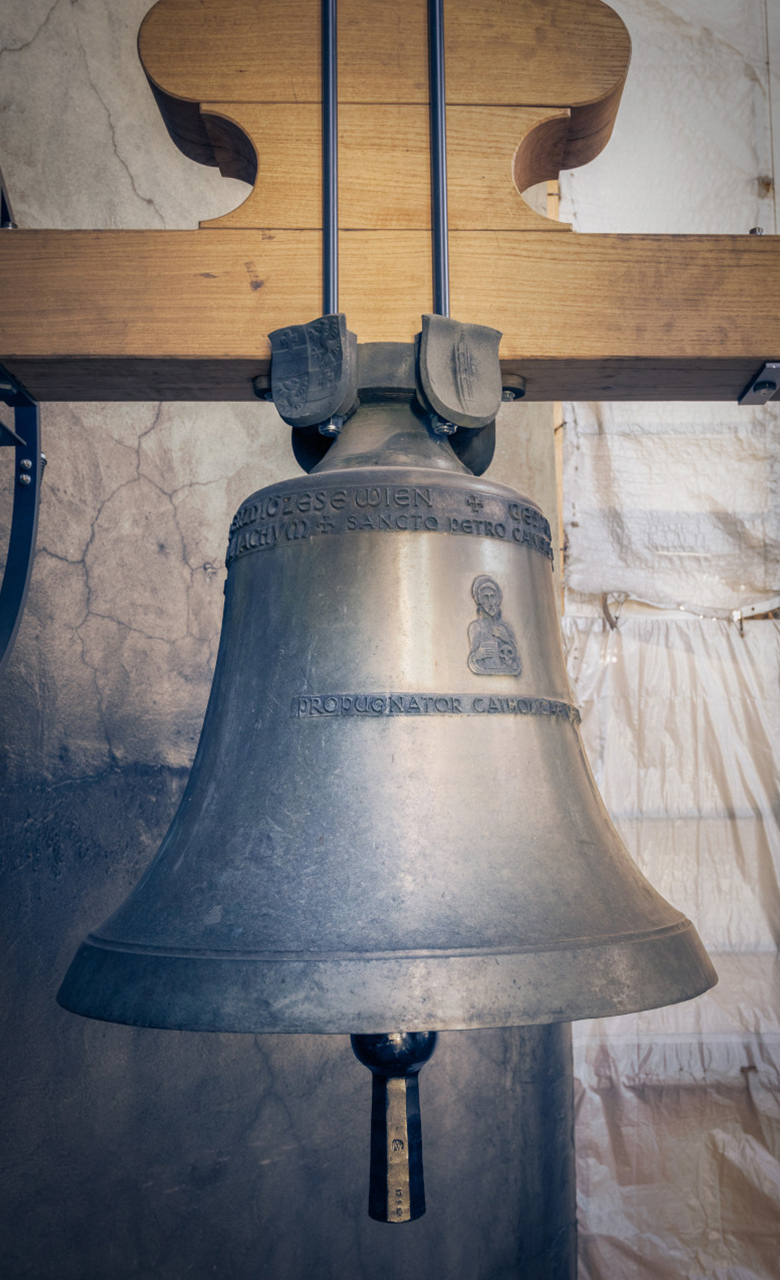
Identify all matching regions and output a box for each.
[0,370,42,679]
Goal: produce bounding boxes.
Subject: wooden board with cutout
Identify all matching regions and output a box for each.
[1,0,778,401]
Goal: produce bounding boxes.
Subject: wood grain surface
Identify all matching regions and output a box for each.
[139,0,630,104]
[3,0,775,404]
[3,230,776,401]
[197,104,572,231]
[139,0,630,230]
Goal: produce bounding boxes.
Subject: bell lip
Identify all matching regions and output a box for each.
[65,913,701,961]
[57,920,718,1035]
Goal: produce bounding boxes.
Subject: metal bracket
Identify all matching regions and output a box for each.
[0,363,43,679]
[267,313,359,434]
[415,314,503,433]
[737,361,780,405]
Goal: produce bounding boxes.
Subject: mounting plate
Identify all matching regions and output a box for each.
[738,361,780,405]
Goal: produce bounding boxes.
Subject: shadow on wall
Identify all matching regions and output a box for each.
[0,765,575,1280]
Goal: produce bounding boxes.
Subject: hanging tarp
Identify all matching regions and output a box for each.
[574,953,780,1280]
[562,402,780,618]
[564,617,780,1278]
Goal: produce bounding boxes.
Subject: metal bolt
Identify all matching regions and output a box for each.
[251,375,272,400]
[319,415,344,438]
[501,376,527,402]
[20,457,32,470]
[430,414,458,436]
[19,473,31,485]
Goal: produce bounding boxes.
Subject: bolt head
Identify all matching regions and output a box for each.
[501,376,527,401]
[251,375,272,400]
[318,415,344,438]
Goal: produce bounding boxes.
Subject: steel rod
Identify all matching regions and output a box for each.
[322,0,338,315]
[427,0,450,317]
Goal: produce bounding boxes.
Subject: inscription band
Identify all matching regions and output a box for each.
[292,693,580,723]
[227,481,553,566]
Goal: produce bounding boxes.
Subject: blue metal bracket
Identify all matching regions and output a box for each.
[0,363,43,678]
[738,361,780,405]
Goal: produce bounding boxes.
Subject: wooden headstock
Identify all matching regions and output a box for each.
[2,0,776,402]
[138,0,631,233]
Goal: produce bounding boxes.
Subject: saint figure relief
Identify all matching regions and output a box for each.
[467,575,522,676]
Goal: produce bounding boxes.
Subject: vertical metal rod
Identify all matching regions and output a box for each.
[322,0,338,315]
[427,0,450,316]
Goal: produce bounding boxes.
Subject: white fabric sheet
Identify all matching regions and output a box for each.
[565,618,780,1277]
[563,618,780,953]
[562,402,780,618]
[574,955,780,1280]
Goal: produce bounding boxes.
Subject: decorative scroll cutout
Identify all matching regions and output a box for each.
[138,0,631,232]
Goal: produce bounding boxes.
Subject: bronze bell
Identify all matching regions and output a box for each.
[58,338,715,1037]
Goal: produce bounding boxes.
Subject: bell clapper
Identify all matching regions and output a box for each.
[351,1031,438,1223]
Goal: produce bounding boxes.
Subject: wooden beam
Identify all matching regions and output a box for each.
[197,105,573,232]
[139,0,629,231]
[2,230,777,400]
[140,0,629,106]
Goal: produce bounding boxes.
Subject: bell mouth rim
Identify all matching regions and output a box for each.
[57,920,717,1035]
[80,914,696,963]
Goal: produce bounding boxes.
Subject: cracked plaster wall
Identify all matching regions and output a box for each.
[2,398,297,783]
[0,4,569,1279]
[559,0,778,236]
